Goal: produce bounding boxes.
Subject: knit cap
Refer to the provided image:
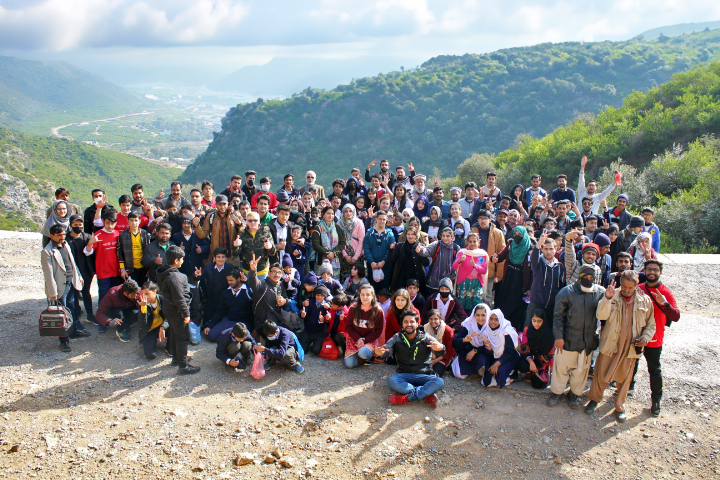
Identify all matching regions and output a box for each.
[439,277,454,291]
[318,260,333,276]
[594,233,611,248]
[629,216,645,228]
[303,271,319,287]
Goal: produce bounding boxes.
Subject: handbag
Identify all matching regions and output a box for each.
[188,321,201,345]
[318,336,340,360]
[251,352,266,379]
[39,300,73,337]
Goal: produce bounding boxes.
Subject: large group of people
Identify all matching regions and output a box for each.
[40,155,680,418]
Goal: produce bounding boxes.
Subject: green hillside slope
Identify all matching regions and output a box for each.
[0,128,182,231]
[0,56,146,135]
[182,29,720,187]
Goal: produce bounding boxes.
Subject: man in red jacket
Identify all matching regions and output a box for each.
[635,259,680,416]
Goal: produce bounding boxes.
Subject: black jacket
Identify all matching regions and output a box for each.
[157,265,191,320]
[141,240,176,282]
[246,270,284,327]
[67,232,95,279]
[389,241,429,292]
[117,229,151,273]
[216,328,256,364]
[83,204,116,234]
[172,231,209,278]
[553,282,606,354]
[382,330,444,375]
[137,294,167,342]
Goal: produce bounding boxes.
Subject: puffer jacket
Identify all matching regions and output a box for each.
[233,225,277,273]
[596,288,656,359]
[553,282,606,354]
[117,228,151,273]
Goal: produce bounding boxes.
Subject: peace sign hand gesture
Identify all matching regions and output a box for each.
[248,253,258,272]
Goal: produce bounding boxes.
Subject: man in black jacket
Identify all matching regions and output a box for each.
[374,310,446,408]
[547,265,605,409]
[83,188,116,233]
[157,246,200,374]
[245,254,299,333]
[141,223,175,282]
[67,214,97,325]
[216,322,256,371]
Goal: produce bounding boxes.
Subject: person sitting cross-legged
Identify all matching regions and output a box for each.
[374,310,446,408]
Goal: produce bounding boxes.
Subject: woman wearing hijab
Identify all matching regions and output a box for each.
[424,308,455,377]
[451,303,491,379]
[422,206,447,243]
[627,232,656,272]
[389,226,429,293]
[517,308,555,389]
[339,204,366,281]
[478,309,520,388]
[452,232,489,311]
[492,225,533,331]
[398,216,429,245]
[343,177,366,203]
[449,202,470,249]
[416,227,461,295]
[412,195,430,220]
[311,206,347,278]
[42,200,70,247]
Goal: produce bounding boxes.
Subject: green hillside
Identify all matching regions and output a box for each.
[182,29,720,187]
[0,56,146,135]
[0,128,182,230]
[450,62,720,252]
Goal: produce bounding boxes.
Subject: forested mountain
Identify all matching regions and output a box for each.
[0,56,145,134]
[0,128,181,231]
[182,29,720,187]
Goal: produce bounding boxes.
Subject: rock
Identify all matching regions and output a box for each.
[264,454,277,464]
[42,435,58,449]
[217,421,225,426]
[279,457,295,468]
[514,394,521,399]
[170,409,188,418]
[235,452,256,466]
[194,464,205,472]
[9,444,21,453]
[423,417,431,423]
[306,458,318,468]
[615,458,622,465]
[686,432,696,442]
[271,449,282,458]
[554,457,562,464]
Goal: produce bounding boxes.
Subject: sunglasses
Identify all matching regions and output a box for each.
[246,219,259,223]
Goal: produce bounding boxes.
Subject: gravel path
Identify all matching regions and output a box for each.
[0,233,718,479]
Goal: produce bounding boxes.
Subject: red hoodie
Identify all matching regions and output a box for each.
[638,282,680,348]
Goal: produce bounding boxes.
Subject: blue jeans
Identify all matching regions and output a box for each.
[97,276,123,304]
[388,372,445,402]
[344,347,374,368]
[58,283,82,343]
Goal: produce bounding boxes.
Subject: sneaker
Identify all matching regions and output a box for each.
[98,324,107,333]
[69,330,91,339]
[178,364,201,375]
[584,400,598,415]
[116,329,131,343]
[614,410,627,423]
[295,365,305,374]
[424,394,438,409]
[546,392,561,407]
[170,356,192,367]
[86,316,100,326]
[651,400,661,417]
[60,341,71,353]
[610,380,617,388]
[263,361,271,371]
[146,352,157,360]
[388,393,410,405]
[568,393,580,409]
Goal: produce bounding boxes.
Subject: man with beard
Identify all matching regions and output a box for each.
[142,223,176,283]
[278,174,301,200]
[194,195,242,263]
[429,186,451,219]
[584,270,655,422]
[374,310,446,408]
[220,175,246,201]
[365,159,395,189]
[604,193,633,231]
[299,170,326,199]
[409,174,432,202]
[158,181,192,211]
[389,164,415,191]
[547,265,605,409]
[578,156,619,215]
[632,259,679,416]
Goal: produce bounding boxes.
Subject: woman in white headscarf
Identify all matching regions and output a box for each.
[451,303,491,379]
[478,308,520,388]
[627,232,656,272]
[339,203,366,281]
[41,200,70,247]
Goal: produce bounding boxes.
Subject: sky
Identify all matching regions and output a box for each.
[0,0,719,89]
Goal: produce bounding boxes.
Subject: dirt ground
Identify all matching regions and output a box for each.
[1,232,718,480]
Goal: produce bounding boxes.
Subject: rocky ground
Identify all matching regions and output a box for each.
[0,232,718,480]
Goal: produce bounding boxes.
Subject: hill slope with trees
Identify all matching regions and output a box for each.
[0,56,146,135]
[0,128,181,231]
[182,28,720,187]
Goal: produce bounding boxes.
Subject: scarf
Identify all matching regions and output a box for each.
[319,218,340,272]
[481,309,518,358]
[340,204,359,258]
[509,226,531,265]
[460,303,491,348]
[42,200,70,237]
[413,195,430,219]
[427,206,444,227]
[630,232,652,271]
[424,318,448,343]
[507,209,520,229]
[526,318,555,355]
[428,229,457,287]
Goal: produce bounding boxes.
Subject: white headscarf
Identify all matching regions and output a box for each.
[481,308,519,358]
[630,232,652,271]
[460,303,491,348]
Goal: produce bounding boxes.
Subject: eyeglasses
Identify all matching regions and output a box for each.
[270,270,282,275]
[645,268,661,273]
[246,219,258,223]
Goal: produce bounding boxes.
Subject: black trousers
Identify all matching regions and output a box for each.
[432,362,447,378]
[300,330,326,355]
[632,346,663,401]
[129,267,148,287]
[142,327,161,359]
[166,313,190,368]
